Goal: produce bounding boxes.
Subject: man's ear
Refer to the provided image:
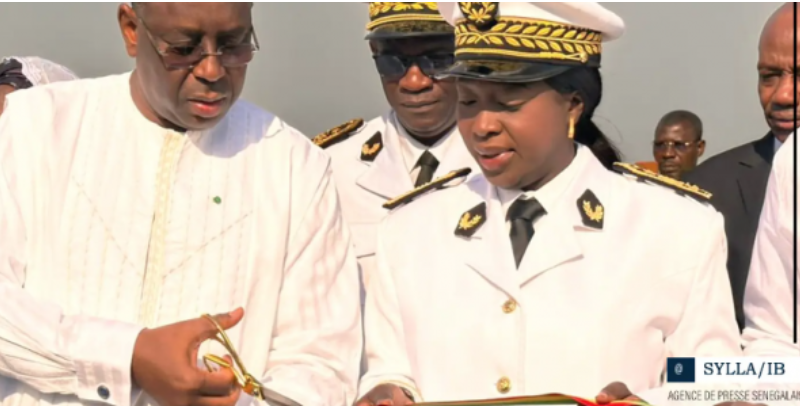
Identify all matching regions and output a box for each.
[118,4,139,58]
[697,139,706,157]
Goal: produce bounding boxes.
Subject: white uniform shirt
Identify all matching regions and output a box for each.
[361,145,742,406]
[0,73,362,406]
[743,132,798,357]
[325,112,477,289]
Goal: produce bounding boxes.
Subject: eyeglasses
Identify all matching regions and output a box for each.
[373,53,455,82]
[653,140,699,153]
[201,314,301,406]
[138,17,259,70]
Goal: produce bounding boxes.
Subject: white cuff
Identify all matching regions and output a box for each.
[69,317,144,406]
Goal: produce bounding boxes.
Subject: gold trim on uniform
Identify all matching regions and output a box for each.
[360,131,384,162]
[383,167,472,210]
[367,2,444,30]
[454,202,487,237]
[613,162,713,202]
[313,118,364,149]
[577,189,604,229]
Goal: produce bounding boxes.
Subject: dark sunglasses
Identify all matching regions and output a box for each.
[373,53,455,82]
[138,17,259,70]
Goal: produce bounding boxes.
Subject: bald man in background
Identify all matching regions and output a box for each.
[684,2,798,332]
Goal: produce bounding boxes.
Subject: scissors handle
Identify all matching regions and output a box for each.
[200,314,265,400]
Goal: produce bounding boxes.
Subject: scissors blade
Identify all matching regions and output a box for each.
[259,386,302,406]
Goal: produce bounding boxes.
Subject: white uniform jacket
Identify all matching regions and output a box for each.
[324,112,478,288]
[0,73,362,406]
[360,144,742,406]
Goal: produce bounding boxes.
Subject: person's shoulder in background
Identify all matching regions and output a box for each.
[683,136,767,185]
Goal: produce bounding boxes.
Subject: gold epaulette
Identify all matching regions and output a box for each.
[312,118,364,149]
[383,167,472,210]
[613,162,712,202]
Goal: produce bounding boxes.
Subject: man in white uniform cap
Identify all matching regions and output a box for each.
[0,3,361,406]
[314,2,478,297]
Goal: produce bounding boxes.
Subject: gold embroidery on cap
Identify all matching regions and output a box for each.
[454,17,602,64]
[367,2,444,31]
[459,2,499,29]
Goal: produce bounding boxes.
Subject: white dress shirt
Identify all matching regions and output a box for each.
[743,132,798,357]
[361,145,742,406]
[0,73,362,406]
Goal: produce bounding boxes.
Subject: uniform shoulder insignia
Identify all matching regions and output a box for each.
[312,118,364,149]
[613,162,712,202]
[382,167,472,210]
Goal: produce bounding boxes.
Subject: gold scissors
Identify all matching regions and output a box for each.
[201,313,266,400]
[200,314,301,406]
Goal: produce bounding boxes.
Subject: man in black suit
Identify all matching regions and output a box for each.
[684,3,797,332]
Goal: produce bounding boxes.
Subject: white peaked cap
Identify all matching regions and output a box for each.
[437,2,624,42]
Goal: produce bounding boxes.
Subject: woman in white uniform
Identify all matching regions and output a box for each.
[357,2,742,406]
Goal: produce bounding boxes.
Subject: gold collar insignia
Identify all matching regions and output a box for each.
[360,131,383,162]
[454,202,487,237]
[577,189,603,229]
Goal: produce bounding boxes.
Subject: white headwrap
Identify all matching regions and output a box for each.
[4,56,79,86]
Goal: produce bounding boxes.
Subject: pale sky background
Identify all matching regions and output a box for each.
[0,2,781,162]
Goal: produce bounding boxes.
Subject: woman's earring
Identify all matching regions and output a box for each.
[568,117,575,139]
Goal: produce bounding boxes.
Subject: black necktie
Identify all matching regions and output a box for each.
[414,150,440,187]
[507,198,546,268]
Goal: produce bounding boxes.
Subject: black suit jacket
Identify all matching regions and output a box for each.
[683,133,776,332]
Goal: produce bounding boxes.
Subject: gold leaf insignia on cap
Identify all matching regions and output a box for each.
[459,2,499,30]
[613,162,712,202]
[313,118,364,149]
[383,167,472,210]
[453,18,601,64]
[360,131,383,162]
[454,202,487,237]
[577,189,604,229]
